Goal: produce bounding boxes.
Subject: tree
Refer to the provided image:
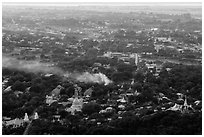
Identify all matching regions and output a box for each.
[92,85,108,98]
[8,73,25,85]
[133,71,145,83]
[11,80,26,91]
[111,71,132,82]
[86,48,99,59]
[30,83,45,94]
[62,86,75,97]
[82,102,101,115]
[117,63,134,73]
[146,72,157,83]
[2,68,13,76]
[132,82,142,92]
[27,96,42,107]
[31,77,43,85]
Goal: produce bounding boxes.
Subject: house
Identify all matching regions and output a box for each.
[99,110,107,114]
[44,73,53,77]
[167,103,183,111]
[134,90,141,96]
[51,85,64,97]
[4,86,12,93]
[194,100,201,106]
[156,37,172,43]
[2,78,9,86]
[58,102,70,106]
[118,104,125,110]
[84,88,93,97]
[177,48,184,53]
[46,95,58,106]
[105,107,114,112]
[117,97,127,103]
[176,93,184,100]
[14,91,23,97]
[154,44,163,53]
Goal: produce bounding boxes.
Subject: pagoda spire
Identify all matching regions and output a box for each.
[24,113,29,122]
[184,95,188,106]
[34,112,39,120]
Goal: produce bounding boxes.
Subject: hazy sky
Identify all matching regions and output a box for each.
[2,2,202,7]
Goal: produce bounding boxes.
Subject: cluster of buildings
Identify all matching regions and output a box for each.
[3,112,39,128]
[3,70,201,130]
[103,52,140,66]
[167,95,195,113]
[46,84,84,115]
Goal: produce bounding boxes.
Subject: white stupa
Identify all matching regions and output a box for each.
[24,113,29,122]
[65,86,83,115]
[34,112,39,120]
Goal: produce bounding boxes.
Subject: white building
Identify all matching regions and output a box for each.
[65,86,83,115]
[34,112,39,120]
[24,113,29,122]
[135,53,139,66]
[46,95,57,106]
[4,113,30,128]
[65,97,83,115]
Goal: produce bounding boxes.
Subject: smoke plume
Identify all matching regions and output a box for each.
[3,55,112,85]
[2,55,64,75]
[74,72,112,85]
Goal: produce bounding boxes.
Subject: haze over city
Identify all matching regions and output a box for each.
[2,2,202,135]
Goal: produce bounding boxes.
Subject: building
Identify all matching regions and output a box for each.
[5,118,24,128]
[156,37,173,43]
[135,53,139,66]
[3,86,12,93]
[154,44,164,53]
[52,115,61,123]
[51,85,64,97]
[4,113,30,128]
[73,84,82,97]
[84,87,93,97]
[65,85,83,115]
[34,112,39,120]
[65,97,83,115]
[167,95,194,113]
[118,104,125,110]
[117,97,127,103]
[46,95,57,106]
[24,113,29,122]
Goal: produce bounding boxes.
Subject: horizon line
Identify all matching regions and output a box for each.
[3,2,202,6]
